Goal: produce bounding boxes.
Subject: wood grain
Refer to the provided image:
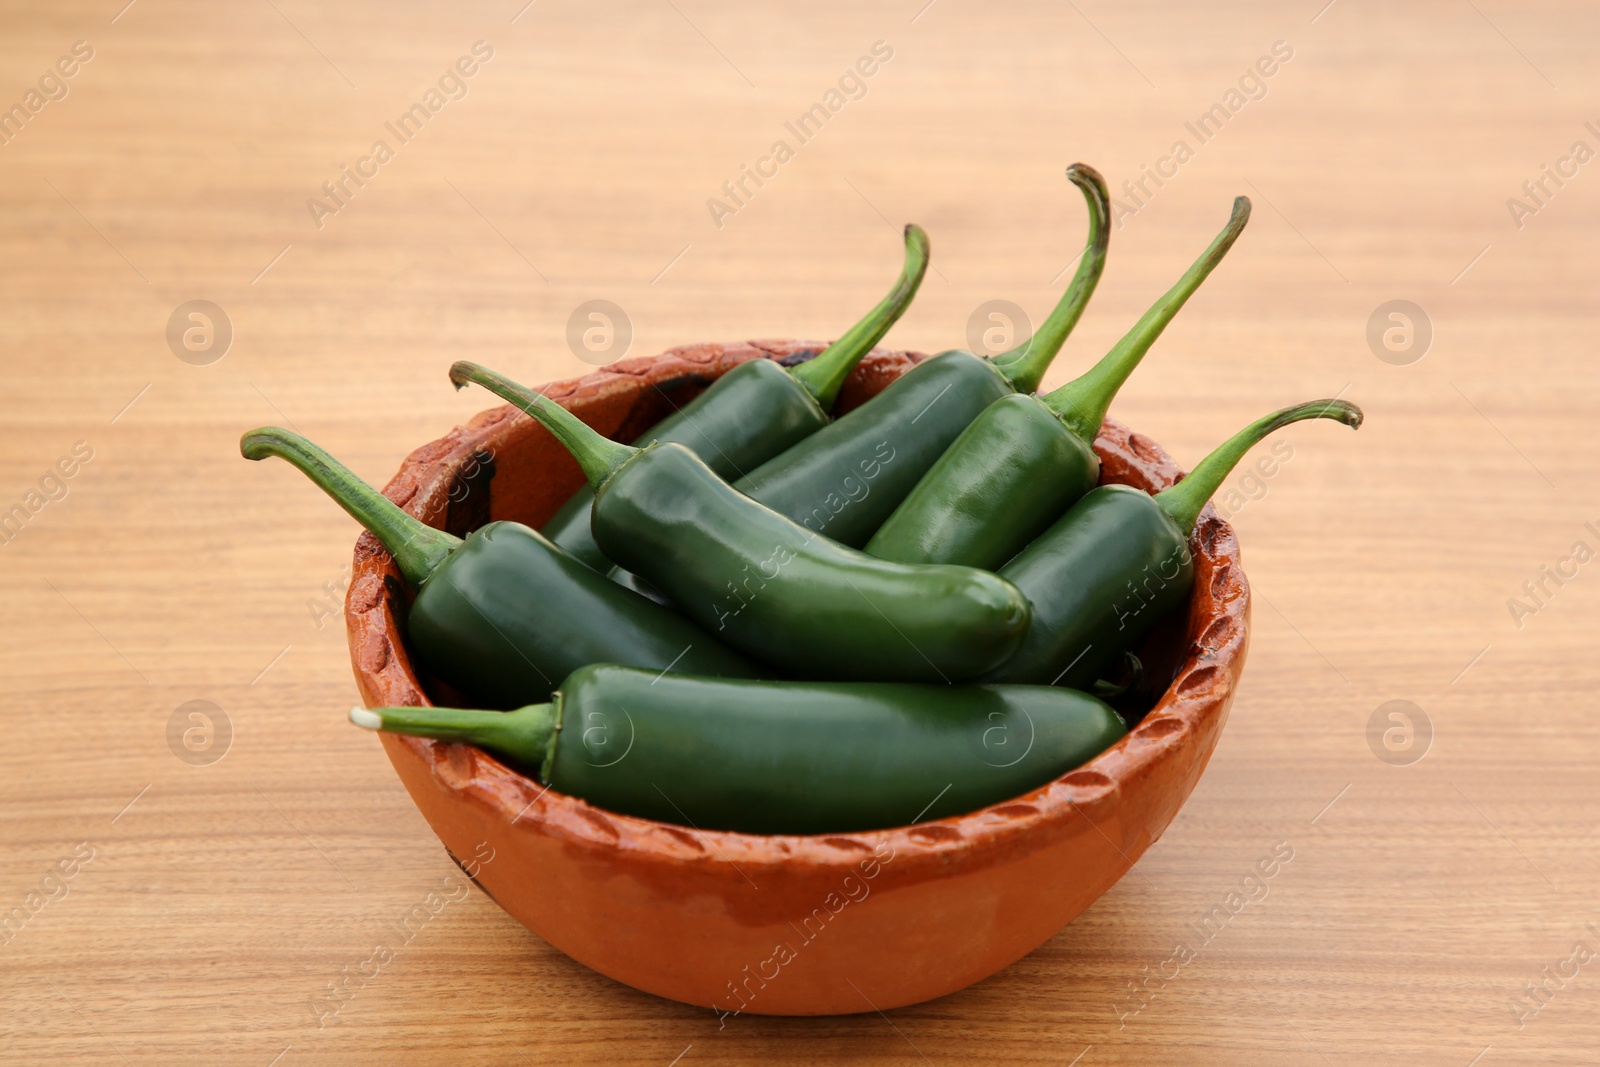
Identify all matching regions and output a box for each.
[1,1,1596,1064]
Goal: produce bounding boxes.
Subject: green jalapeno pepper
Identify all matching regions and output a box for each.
[527,224,929,572]
[729,164,1114,547]
[984,398,1363,688]
[351,664,1127,835]
[866,197,1252,570]
[240,429,757,709]
[448,380,1031,682]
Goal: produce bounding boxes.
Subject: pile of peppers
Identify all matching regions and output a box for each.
[245,165,1362,837]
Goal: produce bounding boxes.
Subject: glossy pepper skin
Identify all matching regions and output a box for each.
[532,224,929,572]
[352,664,1129,835]
[984,399,1364,688]
[867,197,1252,570]
[990,485,1193,689]
[731,165,1114,548]
[240,429,756,709]
[449,374,1031,682]
[404,522,756,707]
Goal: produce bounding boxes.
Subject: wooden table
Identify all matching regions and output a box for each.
[2,1,1594,1063]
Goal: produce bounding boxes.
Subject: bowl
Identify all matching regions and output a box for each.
[345,339,1250,1016]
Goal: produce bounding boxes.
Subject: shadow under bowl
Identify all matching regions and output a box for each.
[345,339,1251,1016]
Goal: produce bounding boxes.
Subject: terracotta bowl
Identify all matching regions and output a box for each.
[346,340,1250,1016]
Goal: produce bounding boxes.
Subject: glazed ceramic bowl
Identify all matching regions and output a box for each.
[346,340,1250,1016]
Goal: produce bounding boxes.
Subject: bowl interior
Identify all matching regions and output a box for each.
[344,340,1248,877]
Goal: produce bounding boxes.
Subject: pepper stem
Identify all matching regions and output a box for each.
[1045,196,1252,443]
[990,164,1112,394]
[1156,399,1364,534]
[450,361,636,488]
[240,427,460,589]
[790,223,931,412]
[350,703,557,779]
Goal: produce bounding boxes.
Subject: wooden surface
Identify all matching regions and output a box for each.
[1,1,1595,1063]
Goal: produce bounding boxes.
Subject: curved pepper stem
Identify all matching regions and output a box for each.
[791,223,931,412]
[350,703,557,779]
[1156,398,1363,534]
[990,164,1112,394]
[240,427,461,589]
[450,361,637,488]
[1045,195,1252,444]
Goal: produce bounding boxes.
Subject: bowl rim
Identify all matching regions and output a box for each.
[345,341,1250,879]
